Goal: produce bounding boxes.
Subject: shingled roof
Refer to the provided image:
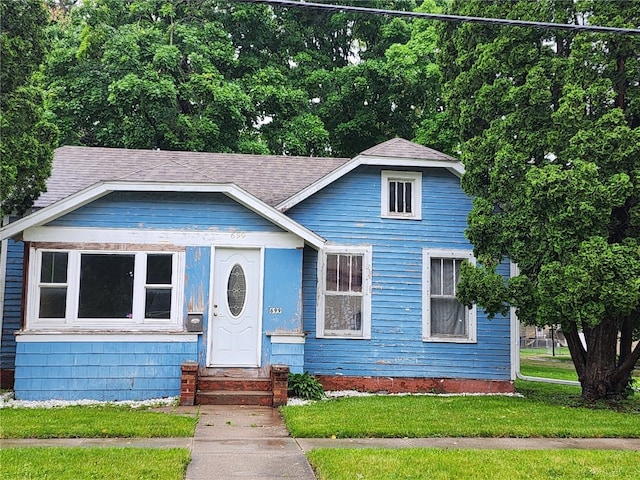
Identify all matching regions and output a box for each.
[359,137,457,162]
[34,138,460,210]
[33,147,351,209]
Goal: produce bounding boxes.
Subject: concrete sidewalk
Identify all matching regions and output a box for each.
[184,405,316,480]
[296,436,640,452]
[2,404,639,480]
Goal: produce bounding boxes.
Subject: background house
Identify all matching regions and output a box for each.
[0,138,516,403]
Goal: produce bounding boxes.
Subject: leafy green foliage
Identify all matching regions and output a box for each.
[39,0,452,156]
[0,0,58,215]
[288,372,325,400]
[440,0,640,400]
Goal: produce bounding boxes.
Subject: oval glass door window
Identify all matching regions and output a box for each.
[227,264,247,317]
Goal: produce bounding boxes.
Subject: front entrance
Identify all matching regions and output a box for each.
[208,248,261,367]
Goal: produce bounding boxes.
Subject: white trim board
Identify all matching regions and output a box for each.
[267,333,306,344]
[24,226,305,249]
[0,215,9,359]
[510,262,520,381]
[16,333,199,342]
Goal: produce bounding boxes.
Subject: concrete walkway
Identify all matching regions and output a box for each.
[184,405,316,480]
[2,405,640,479]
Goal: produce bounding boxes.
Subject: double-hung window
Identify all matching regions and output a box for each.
[317,246,372,338]
[423,249,476,343]
[30,249,184,330]
[381,171,422,219]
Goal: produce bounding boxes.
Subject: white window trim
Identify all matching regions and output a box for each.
[381,170,422,220]
[422,248,477,343]
[27,248,185,331]
[316,245,372,339]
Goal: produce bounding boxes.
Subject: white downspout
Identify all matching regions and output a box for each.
[510,261,581,387]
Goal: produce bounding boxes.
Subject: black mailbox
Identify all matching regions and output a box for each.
[186,313,203,332]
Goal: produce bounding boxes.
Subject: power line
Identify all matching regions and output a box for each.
[236,0,640,36]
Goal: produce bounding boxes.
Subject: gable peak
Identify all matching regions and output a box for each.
[359,138,456,162]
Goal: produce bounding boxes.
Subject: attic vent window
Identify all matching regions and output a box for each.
[389,180,412,214]
[381,171,422,220]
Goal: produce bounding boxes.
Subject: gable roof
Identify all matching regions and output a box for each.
[2,139,462,243]
[359,137,458,162]
[2,181,326,248]
[275,138,463,211]
[34,146,351,209]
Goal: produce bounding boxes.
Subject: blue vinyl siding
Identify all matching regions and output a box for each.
[270,342,304,373]
[14,340,197,401]
[48,191,283,232]
[185,246,211,366]
[289,166,511,381]
[6,190,308,400]
[262,248,304,370]
[1,239,24,373]
[262,248,303,332]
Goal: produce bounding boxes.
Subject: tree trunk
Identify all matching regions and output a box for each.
[565,316,636,401]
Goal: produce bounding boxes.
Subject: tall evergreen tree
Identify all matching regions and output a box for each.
[439,0,640,400]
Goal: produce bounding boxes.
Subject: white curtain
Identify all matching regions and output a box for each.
[430,258,467,336]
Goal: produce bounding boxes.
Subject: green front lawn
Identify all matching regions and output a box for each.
[287,354,640,478]
[520,351,579,382]
[307,448,640,480]
[281,355,639,438]
[0,405,197,439]
[281,390,640,438]
[0,447,190,480]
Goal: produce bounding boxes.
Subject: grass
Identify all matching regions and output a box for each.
[0,447,190,480]
[0,405,197,439]
[282,391,640,438]
[2,353,637,480]
[307,448,640,480]
[290,353,640,478]
[520,350,579,382]
[281,354,640,438]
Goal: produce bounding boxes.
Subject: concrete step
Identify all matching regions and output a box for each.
[196,390,274,406]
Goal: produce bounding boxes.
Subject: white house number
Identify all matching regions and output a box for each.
[269,307,282,314]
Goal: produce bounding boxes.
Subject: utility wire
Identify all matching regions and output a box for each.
[236,0,640,36]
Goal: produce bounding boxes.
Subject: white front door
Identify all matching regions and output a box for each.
[208,248,261,367]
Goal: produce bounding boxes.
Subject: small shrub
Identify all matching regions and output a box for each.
[288,372,325,400]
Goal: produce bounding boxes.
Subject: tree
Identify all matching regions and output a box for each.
[1,0,58,216]
[42,0,261,152]
[439,0,640,400]
[302,0,453,157]
[41,0,451,157]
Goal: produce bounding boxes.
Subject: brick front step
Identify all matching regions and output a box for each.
[197,377,272,392]
[196,390,274,406]
[180,363,290,407]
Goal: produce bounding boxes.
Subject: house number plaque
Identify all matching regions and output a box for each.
[268,307,282,314]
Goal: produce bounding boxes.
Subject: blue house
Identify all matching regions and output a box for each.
[0,138,516,404]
